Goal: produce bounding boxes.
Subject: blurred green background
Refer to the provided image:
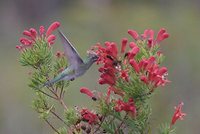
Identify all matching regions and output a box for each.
[0,0,199,133]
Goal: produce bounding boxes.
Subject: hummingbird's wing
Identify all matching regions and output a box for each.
[58,30,83,69]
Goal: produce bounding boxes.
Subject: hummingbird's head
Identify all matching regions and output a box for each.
[87,50,99,62]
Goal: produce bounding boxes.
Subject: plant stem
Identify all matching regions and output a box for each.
[50,110,68,125]
[94,115,106,133]
[60,85,64,98]
[47,86,68,110]
[36,88,57,100]
[59,98,68,110]
[115,113,128,133]
[45,119,60,134]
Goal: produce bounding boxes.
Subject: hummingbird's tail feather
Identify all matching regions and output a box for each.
[32,83,46,91]
[31,79,52,91]
[43,81,52,87]
[42,74,65,87]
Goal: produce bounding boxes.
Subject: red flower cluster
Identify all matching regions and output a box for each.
[94,40,133,103]
[16,21,60,51]
[114,98,136,116]
[171,102,186,126]
[91,28,170,105]
[80,109,99,124]
[80,28,171,124]
[128,28,169,47]
[95,39,132,86]
[96,43,118,86]
[130,56,170,88]
[95,29,170,89]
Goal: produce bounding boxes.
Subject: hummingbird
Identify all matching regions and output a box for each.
[43,30,98,87]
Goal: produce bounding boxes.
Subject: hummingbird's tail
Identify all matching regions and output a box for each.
[42,75,64,87]
[32,81,53,93]
[43,81,52,87]
[33,72,66,90]
[32,83,46,91]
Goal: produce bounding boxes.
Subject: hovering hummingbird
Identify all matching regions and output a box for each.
[43,30,98,87]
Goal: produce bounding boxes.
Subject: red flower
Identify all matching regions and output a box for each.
[141,29,154,39]
[140,28,169,47]
[80,87,95,99]
[171,102,186,126]
[39,26,45,35]
[147,65,170,87]
[129,42,137,48]
[141,29,155,47]
[128,30,139,40]
[127,45,140,60]
[17,21,60,51]
[23,30,32,37]
[140,75,148,84]
[19,38,32,46]
[94,42,120,86]
[129,56,169,88]
[16,45,23,51]
[94,28,170,100]
[46,21,60,37]
[129,59,140,73]
[156,28,169,43]
[121,38,128,53]
[120,69,129,82]
[99,73,116,86]
[80,109,99,124]
[105,42,118,58]
[29,28,38,39]
[128,28,168,46]
[47,34,56,45]
[138,56,155,71]
[114,98,136,116]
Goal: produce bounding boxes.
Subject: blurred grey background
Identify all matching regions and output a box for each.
[0,0,199,133]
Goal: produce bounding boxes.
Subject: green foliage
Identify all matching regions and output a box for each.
[32,93,53,120]
[57,127,67,134]
[101,120,117,134]
[97,97,114,115]
[134,105,151,133]
[53,56,67,72]
[18,35,72,134]
[28,71,47,88]
[158,123,176,134]
[19,42,53,68]
[64,108,79,126]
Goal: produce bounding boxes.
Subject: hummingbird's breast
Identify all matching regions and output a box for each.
[75,68,85,77]
[73,58,95,78]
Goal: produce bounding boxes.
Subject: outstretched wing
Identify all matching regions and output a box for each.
[58,30,83,69]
